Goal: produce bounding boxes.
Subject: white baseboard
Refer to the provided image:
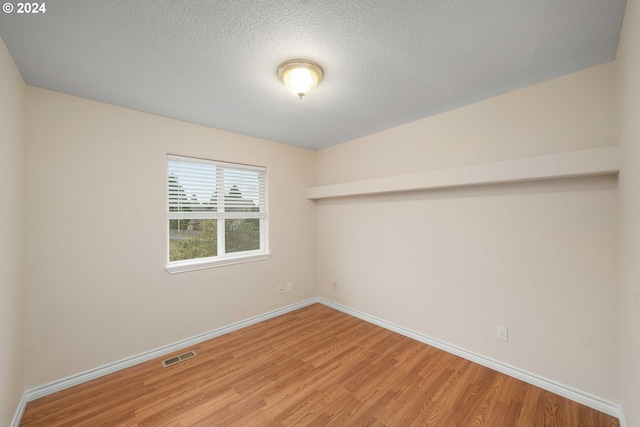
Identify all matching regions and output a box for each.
[23,298,317,403]
[619,406,627,427]
[10,392,27,427]
[317,297,623,421]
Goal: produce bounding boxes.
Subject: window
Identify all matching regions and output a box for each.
[166,155,268,273]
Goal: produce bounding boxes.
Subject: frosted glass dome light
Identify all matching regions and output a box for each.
[277,60,324,99]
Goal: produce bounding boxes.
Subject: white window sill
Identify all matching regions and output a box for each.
[165,252,271,274]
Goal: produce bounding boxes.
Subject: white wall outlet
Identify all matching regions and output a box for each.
[333,282,338,291]
[278,284,283,295]
[286,283,292,293]
[497,326,508,341]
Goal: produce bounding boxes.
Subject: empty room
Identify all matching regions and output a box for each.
[1,1,639,426]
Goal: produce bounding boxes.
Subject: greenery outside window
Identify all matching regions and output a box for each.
[166,155,268,273]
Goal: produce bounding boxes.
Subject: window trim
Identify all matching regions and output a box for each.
[165,154,269,274]
[165,251,271,274]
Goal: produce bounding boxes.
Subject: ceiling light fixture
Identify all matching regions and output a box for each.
[277,59,324,99]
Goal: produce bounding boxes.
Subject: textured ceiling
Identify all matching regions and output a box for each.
[0,0,627,150]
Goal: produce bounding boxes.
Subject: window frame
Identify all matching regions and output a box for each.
[165,154,270,274]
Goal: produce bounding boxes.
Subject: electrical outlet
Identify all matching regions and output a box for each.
[286,283,292,293]
[278,284,283,295]
[333,282,338,291]
[497,326,508,341]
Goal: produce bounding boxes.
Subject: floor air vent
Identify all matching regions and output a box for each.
[161,350,197,367]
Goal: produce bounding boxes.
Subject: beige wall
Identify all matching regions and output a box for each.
[316,65,620,401]
[0,38,25,425]
[616,0,640,424]
[317,62,616,186]
[23,87,317,388]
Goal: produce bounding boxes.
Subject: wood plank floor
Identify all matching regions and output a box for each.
[20,303,619,427]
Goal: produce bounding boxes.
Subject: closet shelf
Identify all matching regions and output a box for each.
[307,146,619,200]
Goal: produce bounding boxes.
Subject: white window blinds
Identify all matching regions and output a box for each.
[168,155,266,219]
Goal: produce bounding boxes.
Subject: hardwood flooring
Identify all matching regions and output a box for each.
[20,303,620,427]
